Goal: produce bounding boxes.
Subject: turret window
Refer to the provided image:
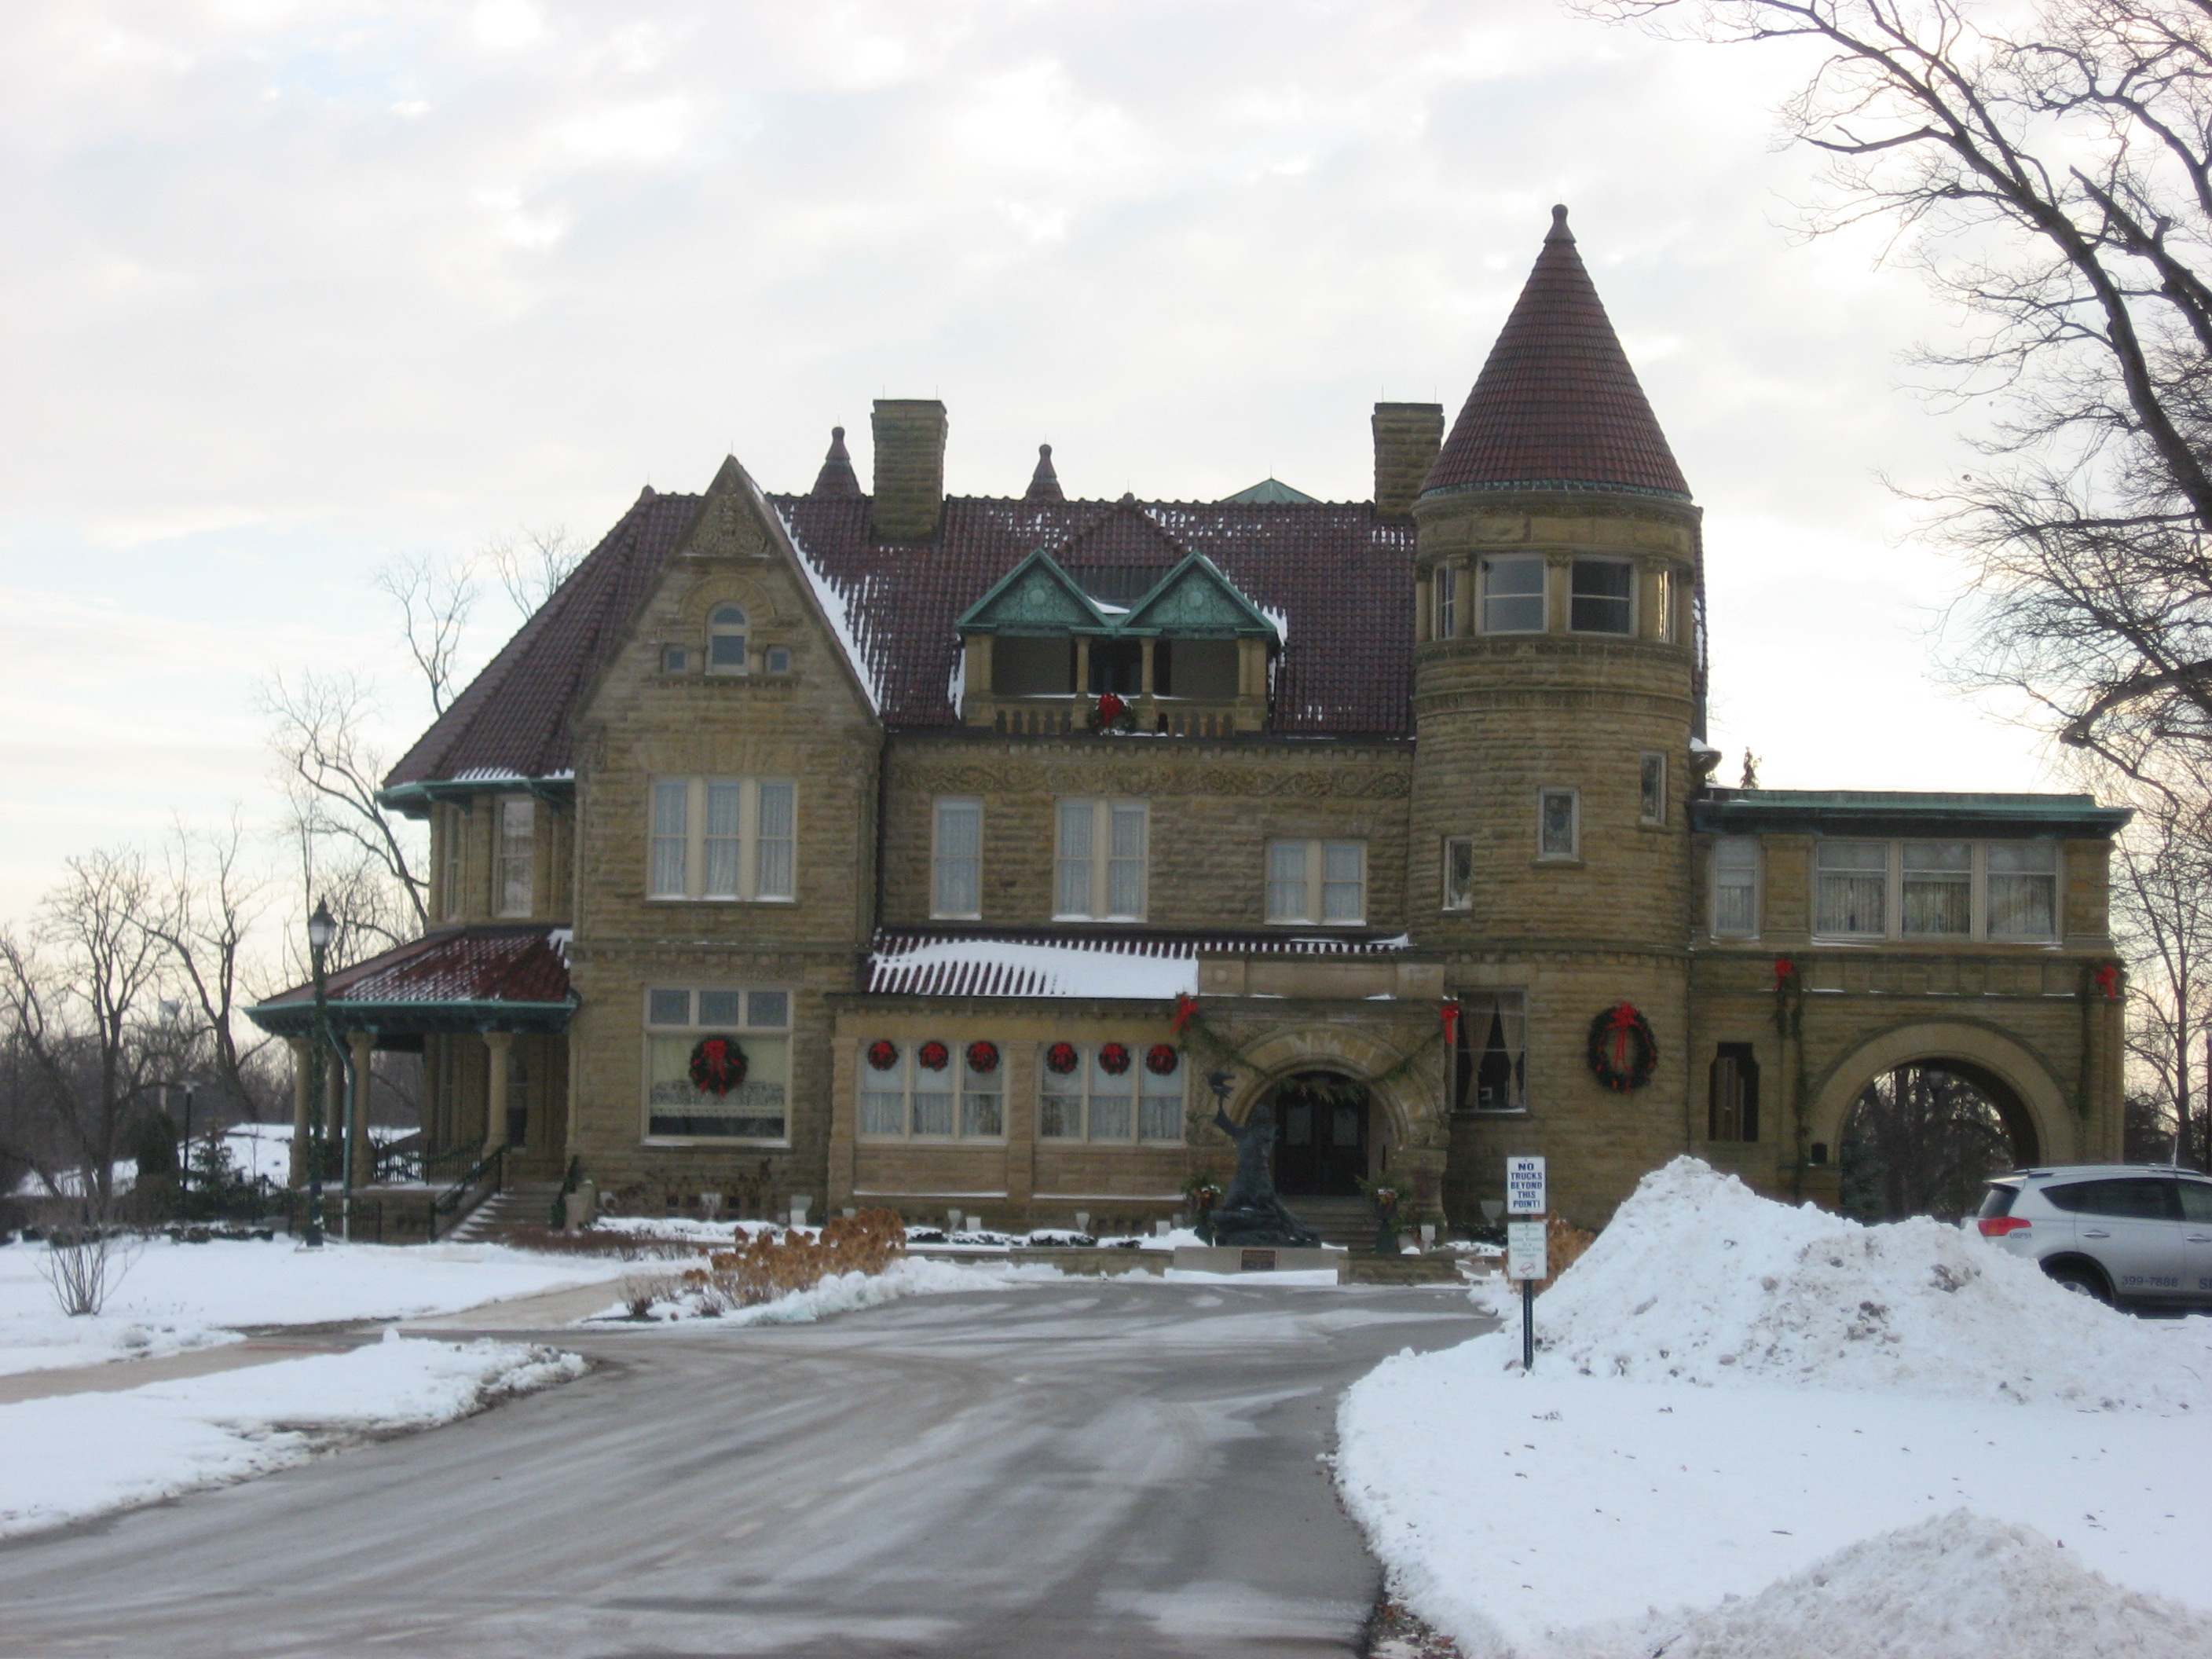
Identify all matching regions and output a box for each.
[1569,559,1633,635]
[1537,788,1580,860]
[1441,837,1474,910]
[708,604,749,674]
[1481,557,1546,632]
[1434,563,1460,638]
[1655,567,1679,643]
[1639,753,1667,825]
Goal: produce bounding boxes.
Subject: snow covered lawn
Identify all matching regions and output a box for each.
[0,1235,632,1375]
[1339,1159,2212,1658]
[0,1333,582,1538]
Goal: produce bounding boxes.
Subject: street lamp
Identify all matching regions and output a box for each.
[302,900,335,1248]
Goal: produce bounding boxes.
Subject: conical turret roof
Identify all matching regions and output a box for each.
[1024,442,1064,503]
[811,426,862,498]
[1423,207,1688,500]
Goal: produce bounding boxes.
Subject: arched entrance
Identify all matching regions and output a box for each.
[1839,1060,2038,1222]
[1271,1071,1371,1197]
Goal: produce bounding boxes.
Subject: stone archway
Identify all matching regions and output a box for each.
[1807,1020,2072,1199]
[1216,1023,1448,1210]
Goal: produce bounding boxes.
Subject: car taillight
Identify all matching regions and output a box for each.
[1977,1216,2032,1237]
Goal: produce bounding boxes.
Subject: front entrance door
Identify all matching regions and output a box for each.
[1272,1075,1368,1197]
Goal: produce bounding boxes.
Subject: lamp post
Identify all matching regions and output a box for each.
[302,901,336,1248]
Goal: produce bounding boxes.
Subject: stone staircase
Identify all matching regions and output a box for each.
[444,1181,563,1243]
[1283,1197,1376,1251]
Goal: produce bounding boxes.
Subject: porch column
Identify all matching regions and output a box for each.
[347,1030,375,1189]
[482,1030,514,1160]
[287,1038,311,1186]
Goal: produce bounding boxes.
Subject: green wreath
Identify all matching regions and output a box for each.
[1585,1002,1657,1093]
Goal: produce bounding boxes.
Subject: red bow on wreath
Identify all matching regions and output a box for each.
[1585,1002,1658,1093]
[1144,1043,1179,1076]
[1440,1000,1461,1044]
[965,1040,1001,1075]
[917,1040,950,1071]
[2093,961,2121,999]
[1097,690,1126,727]
[1045,1041,1079,1075]
[1170,993,1197,1035]
[866,1039,899,1071]
[1774,958,1796,990]
[1098,1042,1132,1075]
[689,1036,749,1097]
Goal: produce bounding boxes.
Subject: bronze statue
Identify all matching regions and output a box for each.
[1199,1075,1321,1248]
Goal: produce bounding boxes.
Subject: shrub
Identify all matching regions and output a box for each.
[680,1208,906,1309]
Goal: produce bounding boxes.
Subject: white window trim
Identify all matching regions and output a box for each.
[1038,1045,1186,1144]
[1638,752,1668,827]
[647,777,797,903]
[1479,555,1548,635]
[707,605,750,676]
[932,798,983,921]
[1441,834,1474,912]
[1265,838,1367,925]
[1567,555,1636,637]
[1053,798,1149,922]
[1711,837,1761,939]
[857,1043,1007,1142]
[639,984,793,1147]
[1807,840,2064,943]
[1536,786,1580,862]
[495,794,535,919]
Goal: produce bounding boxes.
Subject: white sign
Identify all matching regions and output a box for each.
[1505,1155,1547,1216]
[1506,1219,1549,1281]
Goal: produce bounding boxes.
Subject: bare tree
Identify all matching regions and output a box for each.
[483,524,583,623]
[138,819,279,1125]
[1594,0,2212,781]
[1840,1063,2018,1219]
[0,851,169,1207]
[374,554,479,716]
[259,669,427,950]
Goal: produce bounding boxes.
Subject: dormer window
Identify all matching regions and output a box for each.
[709,605,749,674]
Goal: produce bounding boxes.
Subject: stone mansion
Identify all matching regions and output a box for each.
[251,207,2130,1232]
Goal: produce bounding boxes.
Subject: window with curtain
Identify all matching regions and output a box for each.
[646,778,797,901]
[1265,840,1366,925]
[1712,837,1760,936]
[1988,843,2059,939]
[1902,841,1972,936]
[933,799,982,919]
[1054,800,1147,920]
[496,797,534,917]
[1816,841,1888,936]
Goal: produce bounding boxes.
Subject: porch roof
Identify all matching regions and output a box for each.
[863,926,1408,1000]
[245,925,577,1038]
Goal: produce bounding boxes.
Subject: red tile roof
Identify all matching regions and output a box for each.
[1425,206,1689,500]
[388,489,701,787]
[251,926,575,1016]
[387,488,1414,788]
[783,494,1414,733]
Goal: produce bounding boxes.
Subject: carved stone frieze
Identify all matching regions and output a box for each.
[895,760,1412,800]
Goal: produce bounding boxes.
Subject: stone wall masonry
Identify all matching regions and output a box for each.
[881,737,1415,932]
[1412,493,1701,563]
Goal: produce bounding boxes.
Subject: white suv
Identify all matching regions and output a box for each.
[1975,1165,2212,1308]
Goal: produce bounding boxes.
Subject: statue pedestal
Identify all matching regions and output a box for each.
[1171,1245,1342,1279]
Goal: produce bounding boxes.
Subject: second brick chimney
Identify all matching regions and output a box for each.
[871,399,948,540]
[1372,401,1445,518]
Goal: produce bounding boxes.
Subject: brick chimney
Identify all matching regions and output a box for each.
[870,398,948,540]
[1372,401,1445,518]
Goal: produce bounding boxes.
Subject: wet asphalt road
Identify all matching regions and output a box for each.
[0,1278,1485,1659]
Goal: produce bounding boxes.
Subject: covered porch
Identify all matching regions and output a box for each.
[245,925,579,1206]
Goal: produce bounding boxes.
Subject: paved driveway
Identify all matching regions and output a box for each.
[0,1278,1484,1658]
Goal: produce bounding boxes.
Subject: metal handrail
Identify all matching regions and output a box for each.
[430,1145,506,1240]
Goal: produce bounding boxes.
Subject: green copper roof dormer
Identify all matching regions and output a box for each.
[1120,553,1280,640]
[956,548,1111,635]
[1220,477,1319,504]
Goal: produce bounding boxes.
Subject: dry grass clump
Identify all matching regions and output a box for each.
[682,1208,906,1312]
[1539,1214,1597,1291]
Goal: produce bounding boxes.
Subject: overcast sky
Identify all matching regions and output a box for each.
[0,1,2053,925]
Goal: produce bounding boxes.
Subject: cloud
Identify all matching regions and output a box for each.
[0,0,2050,917]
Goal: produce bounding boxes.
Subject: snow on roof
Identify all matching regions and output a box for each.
[868,936,1197,1000]
[770,500,883,715]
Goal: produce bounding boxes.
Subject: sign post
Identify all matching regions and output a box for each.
[1504,1155,1547,1372]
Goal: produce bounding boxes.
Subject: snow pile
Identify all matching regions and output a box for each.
[0,1334,583,1537]
[607,1253,1066,1327]
[1514,1158,2207,1412]
[1573,1511,2212,1659]
[0,1236,631,1375]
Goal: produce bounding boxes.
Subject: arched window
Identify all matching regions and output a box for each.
[709,604,749,674]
